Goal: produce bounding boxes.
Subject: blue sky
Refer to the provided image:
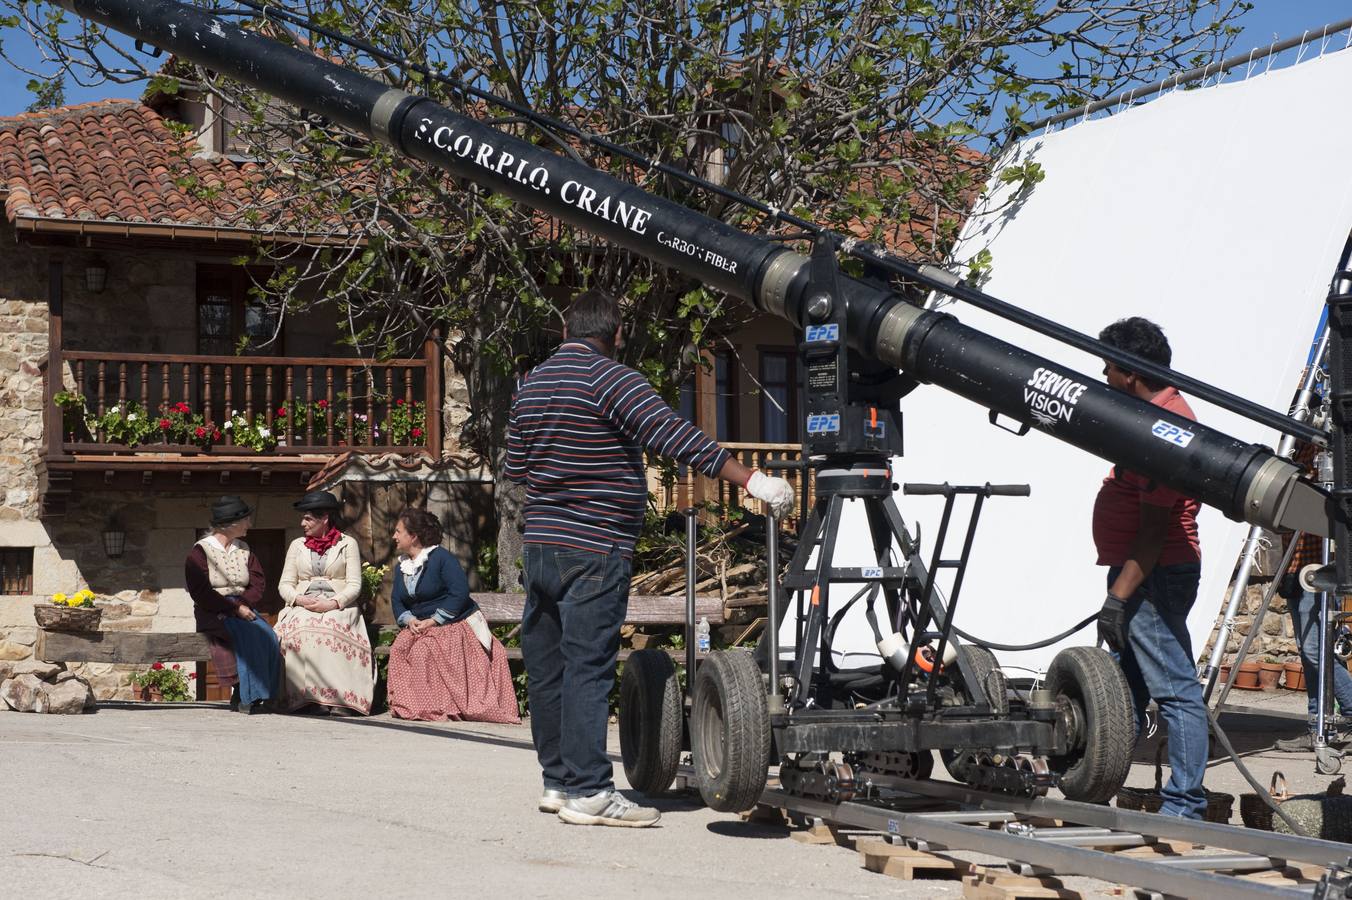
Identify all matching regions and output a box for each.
[0,2,1349,116]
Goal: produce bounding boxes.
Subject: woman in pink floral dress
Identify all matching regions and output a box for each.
[275,490,374,715]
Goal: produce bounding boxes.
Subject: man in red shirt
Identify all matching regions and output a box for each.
[1092,317,1208,819]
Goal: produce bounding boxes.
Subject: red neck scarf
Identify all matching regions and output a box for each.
[304,526,342,554]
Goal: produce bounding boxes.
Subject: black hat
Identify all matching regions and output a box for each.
[210,495,253,527]
[294,490,342,512]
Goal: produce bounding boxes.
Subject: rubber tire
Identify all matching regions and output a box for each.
[940,644,1009,781]
[955,644,1009,715]
[618,649,683,797]
[1044,646,1135,804]
[691,649,771,812]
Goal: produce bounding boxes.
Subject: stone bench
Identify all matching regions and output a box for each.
[36,592,724,702]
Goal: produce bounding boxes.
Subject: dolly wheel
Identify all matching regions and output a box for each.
[940,644,1008,782]
[618,649,683,796]
[1045,646,1135,804]
[691,650,771,812]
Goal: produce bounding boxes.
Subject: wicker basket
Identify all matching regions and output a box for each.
[32,603,102,632]
[1240,772,1290,831]
[1273,777,1352,841]
[1115,743,1235,823]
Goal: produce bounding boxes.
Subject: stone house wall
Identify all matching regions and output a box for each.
[0,219,480,701]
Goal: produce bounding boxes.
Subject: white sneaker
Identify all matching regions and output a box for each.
[557,790,660,828]
[539,789,567,813]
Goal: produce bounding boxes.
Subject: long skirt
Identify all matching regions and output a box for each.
[388,620,520,723]
[276,605,375,715]
[221,615,281,705]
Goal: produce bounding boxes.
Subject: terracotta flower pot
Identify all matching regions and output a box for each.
[135,685,163,702]
[1284,662,1306,691]
[1257,661,1283,691]
[1218,664,1231,685]
[1234,660,1262,690]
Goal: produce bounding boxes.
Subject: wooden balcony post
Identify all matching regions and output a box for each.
[45,260,65,460]
[425,329,443,458]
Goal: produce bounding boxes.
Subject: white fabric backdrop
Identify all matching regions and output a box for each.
[783,48,1352,678]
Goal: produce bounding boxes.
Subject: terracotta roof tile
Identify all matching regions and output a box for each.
[0,98,271,229]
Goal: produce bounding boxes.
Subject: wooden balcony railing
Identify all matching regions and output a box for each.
[646,442,814,521]
[48,337,443,459]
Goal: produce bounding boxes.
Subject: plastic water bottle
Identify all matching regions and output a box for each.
[695,617,711,653]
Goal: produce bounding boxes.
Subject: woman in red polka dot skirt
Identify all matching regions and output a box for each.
[386,508,519,723]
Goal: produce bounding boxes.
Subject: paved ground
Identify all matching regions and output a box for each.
[0,684,1341,899]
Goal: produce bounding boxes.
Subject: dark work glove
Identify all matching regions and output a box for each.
[1097,594,1129,653]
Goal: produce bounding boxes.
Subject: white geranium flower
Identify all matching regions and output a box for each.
[222,421,232,430]
[259,427,271,438]
[127,413,138,422]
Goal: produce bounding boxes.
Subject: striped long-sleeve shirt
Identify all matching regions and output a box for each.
[505,341,732,556]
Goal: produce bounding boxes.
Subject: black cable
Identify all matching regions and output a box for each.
[952,612,1098,652]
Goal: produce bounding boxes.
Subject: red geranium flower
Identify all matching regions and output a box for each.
[172,663,181,670]
[411,427,424,439]
[151,662,164,671]
[213,429,222,441]
[396,398,405,406]
[174,402,190,414]
[194,426,207,439]
[159,418,172,430]
[317,399,329,409]
[189,672,197,680]
[277,406,289,417]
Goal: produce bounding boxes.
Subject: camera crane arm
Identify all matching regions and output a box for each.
[52,0,1329,537]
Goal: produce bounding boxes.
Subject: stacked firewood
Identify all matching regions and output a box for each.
[629,519,798,608]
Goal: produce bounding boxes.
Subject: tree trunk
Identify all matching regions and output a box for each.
[495,473,526,591]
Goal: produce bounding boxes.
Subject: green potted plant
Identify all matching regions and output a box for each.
[129,662,195,702]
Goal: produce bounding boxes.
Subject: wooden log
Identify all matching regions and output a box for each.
[37,630,212,663]
[470,592,725,625]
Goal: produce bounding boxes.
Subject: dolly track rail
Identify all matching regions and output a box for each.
[760,776,1350,898]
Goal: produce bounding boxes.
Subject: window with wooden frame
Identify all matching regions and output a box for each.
[1,548,34,595]
[714,350,739,441]
[759,349,799,443]
[196,264,281,355]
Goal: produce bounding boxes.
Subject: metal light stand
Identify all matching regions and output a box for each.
[1315,531,1341,775]
[683,507,698,702]
[1319,264,1352,774]
[765,514,784,715]
[1202,332,1327,703]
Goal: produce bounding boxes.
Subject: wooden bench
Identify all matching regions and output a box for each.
[35,592,724,701]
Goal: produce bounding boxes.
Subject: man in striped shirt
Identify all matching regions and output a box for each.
[507,288,794,828]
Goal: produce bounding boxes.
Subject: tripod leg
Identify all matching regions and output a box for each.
[793,494,842,707]
[756,505,824,678]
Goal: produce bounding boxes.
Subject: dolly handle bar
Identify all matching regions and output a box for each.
[904,483,1031,498]
[52,0,1330,538]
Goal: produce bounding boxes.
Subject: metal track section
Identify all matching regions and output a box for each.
[761,775,1352,899]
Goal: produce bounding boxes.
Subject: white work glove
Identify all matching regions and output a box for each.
[746,470,795,519]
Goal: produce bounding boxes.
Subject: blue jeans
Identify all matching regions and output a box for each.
[521,543,632,797]
[1108,562,1208,820]
[222,614,280,705]
[1288,591,1352,728]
